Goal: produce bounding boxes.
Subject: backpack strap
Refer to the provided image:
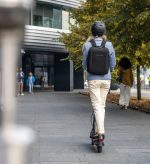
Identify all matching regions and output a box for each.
[101,39,106,48]
[90,39,97,47]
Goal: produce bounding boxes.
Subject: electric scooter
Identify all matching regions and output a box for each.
[90,113,105,153]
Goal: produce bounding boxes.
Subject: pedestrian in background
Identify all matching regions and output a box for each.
[16,68,19,96]
[26,72,35,94]
[118,57,133,109]
[17,67,25,96]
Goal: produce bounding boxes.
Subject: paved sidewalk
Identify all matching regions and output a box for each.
[15,92,150,164]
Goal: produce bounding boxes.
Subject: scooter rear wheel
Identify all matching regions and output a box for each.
[97,145,102,153]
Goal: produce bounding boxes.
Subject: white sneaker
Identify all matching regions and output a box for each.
[21,93,24,96]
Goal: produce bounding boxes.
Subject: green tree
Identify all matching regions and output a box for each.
[61,0,150,99]
[109,0,150,99]
[61,0,114,69]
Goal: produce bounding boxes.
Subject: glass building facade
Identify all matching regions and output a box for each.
[27,2,71,30]
[23,0,84,91]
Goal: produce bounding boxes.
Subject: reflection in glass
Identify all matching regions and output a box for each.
[52,8,62,29]
[43,6,53,27]
[33,5,43,26]
[32,3,71,30]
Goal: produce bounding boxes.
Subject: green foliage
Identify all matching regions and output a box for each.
[60,0,150,70]
[109,0,150,67]
[135,42,150,66]
[60,0,114,69]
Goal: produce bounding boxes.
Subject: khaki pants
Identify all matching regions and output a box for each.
[88,80,110,134]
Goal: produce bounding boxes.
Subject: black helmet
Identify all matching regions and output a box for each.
[91,21,106,36]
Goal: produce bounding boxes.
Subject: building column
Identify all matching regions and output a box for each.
[74,69,84,89]
[54,54,73,91]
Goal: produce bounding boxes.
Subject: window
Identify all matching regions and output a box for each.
[32,3,70,30]
[43,6,53,28]
[33,5,43,26]
[52,8,62,29]
[62,10,69,30]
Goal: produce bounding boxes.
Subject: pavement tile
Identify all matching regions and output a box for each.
[12,92,150,164]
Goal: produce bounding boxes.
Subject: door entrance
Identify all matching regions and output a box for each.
[34,67,49,89]
[23,52,54,91]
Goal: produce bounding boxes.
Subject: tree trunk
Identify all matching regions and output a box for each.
[136,65,141,100]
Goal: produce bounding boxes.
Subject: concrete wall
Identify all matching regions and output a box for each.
[54,54,73,91]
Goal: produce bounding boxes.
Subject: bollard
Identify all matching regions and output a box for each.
[0,0,35,164]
